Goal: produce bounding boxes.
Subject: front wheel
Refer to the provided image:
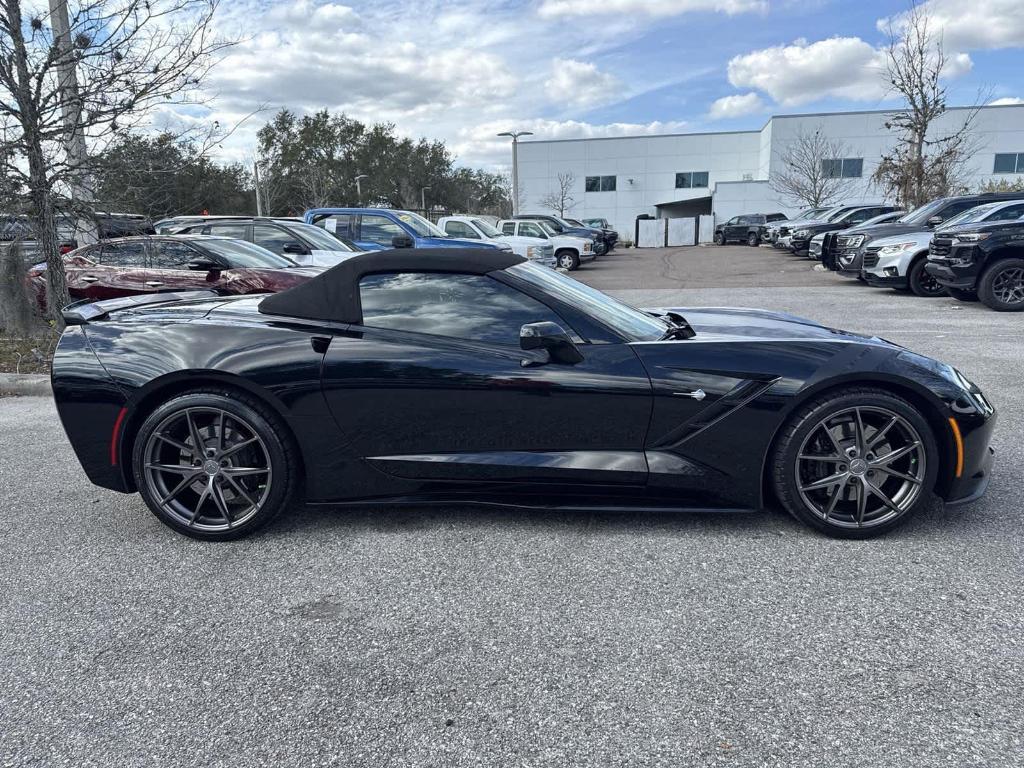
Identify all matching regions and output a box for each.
[947,287,978,302]
[132,390,299,540]
[907,256,947,297]
[747,232,759,247]
[978,258,1024,311]
[713,232,725,245]
[556,250,580,270]
[771,388,937,539]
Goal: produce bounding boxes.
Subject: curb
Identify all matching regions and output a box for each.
[0,373,52,397]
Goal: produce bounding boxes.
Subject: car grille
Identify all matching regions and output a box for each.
[862,247,881,269]
[930,237,953,258]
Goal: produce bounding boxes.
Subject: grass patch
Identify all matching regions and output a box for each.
[0,331,59,374]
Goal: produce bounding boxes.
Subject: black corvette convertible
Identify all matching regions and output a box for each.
[52,249,996,540]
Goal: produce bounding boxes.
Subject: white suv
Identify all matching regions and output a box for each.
[497,219,594,270]
[437,216,556,267]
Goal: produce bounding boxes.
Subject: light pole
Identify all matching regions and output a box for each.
[420,185,431,213]
[355,174,368,204]
[497,130,533,216]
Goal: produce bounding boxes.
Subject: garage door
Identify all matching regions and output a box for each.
[666,218,695,247]
[637,219,665,248]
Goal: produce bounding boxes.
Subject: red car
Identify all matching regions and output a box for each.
[29,235,326,307]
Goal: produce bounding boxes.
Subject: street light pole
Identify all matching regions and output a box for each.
[497,130,533,216]
[421,185,431,213]
[355,174,369,204]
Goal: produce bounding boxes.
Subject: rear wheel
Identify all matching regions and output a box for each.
[556,250,580,270]
[772,388,937,539]
[907,256,947,297]
[132,390,299,540]
[747,232,759,247]
[978,258,1024,311]
[947,287,978,302]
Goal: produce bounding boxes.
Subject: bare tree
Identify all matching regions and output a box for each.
[538,171,576,217]
[872,1,979,208]
[770,127,857,208]
[0,0,234,325]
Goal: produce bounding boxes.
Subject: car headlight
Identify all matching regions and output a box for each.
[953,232,991,242]
[845,234,867,248]
[794,229,812,239]
[525,246,538,258]
[583,242,592,252]
[878,241,917,256]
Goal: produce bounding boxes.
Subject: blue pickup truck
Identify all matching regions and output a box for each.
[304,208,510,252]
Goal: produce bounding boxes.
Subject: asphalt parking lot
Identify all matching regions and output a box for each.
[2,245,1022,767]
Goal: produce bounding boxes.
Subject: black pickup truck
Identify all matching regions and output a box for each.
[926,218,1024,310]
[714,213,786,246]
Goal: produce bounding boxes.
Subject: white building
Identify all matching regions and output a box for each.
[515,105,1024,238]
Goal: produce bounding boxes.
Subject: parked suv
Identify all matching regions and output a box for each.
[861,200,1024,296]
[826,191,1024,277]
[714,213,786,246]
[926,218,1024,310]
[498,218,594,270]
[808,210,904,261]
[789,205,900,257]
[765,207,833,245]
[437,215,556,267]
[305,208,509,252]
[566,217,618,250]
[27,235,319,308]
[156,215,361,267]
[512,214,607,255]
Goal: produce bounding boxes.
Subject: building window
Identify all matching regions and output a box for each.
[994,153,1024,173]
[585,175,616,192]
[822,158,863,178]
[675,171,709,189]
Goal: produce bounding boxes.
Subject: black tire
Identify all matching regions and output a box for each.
[713,232,725,245]
[907,255,947,297]
[771,387,938,539]
[747,232,759,247]
[977,257,1024,311]
[946,287,978,302]
[556,249,580,270]
[132,389,299,540]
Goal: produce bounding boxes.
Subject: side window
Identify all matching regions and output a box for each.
[936,201,978,222]
[253,224,305,255]
[150,242,201,269]
[94,241,148,266]
[847,209,872,223]
[989,203,1024,221]
[359,215,406,245]
[443,220,480,239]
[315,214,352,237]
[206,223,250,240]
[501,222,516,235]
[727,217,740,226]
[519,222,547,239]
[359,272,567,346]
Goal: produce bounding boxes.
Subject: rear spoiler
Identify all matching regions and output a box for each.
[62,291,220,326]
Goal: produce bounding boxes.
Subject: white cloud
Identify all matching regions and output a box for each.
[707,92,766,119]
[539,0,766,18]
[878,0,1024,53]
[727,37,888,106]
[990,97,1024,106]
[545,59,621,109]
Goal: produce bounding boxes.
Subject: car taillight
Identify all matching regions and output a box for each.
[59,244,74,254]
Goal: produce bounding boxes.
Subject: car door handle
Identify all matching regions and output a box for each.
[145,281,164,287]
[80,275,99,283]
[673,389,706,400]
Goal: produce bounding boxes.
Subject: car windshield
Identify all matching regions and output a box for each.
[537,221,561,236]
[508,261,668,342]
[826,208,854,222]
[553,217,577,229]
[941,203,1003,227]
[900,198,949,225]
[395,211,447,237]
[285,222,356,251]
[195,238,297,268]
[472,218,504,238]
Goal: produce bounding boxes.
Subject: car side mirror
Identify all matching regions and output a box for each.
[391,234,414,249]
[187,259,222,272]
[520,321,583,365]
[927,215,944,227]
[282,242,309,255]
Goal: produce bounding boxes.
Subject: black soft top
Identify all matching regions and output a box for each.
[257,247,526,323]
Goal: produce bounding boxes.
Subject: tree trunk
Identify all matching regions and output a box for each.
[26,145,68,328]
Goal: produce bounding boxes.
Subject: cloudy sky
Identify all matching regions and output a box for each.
[188,0,1024,170]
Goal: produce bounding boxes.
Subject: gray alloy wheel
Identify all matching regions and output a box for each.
[908,256,947,297]
[747,232,759,247]
[713,232,725,245]
[793,406,927,529]
[978,258,1024,311]
[133,391,297,539]
[556,250,579,270]
[772,388,937,539]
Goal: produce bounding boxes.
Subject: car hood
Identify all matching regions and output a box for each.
[423,237,502,249]
[867,230,933,248]
[645,306,887,344]
[844,222,927,241]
